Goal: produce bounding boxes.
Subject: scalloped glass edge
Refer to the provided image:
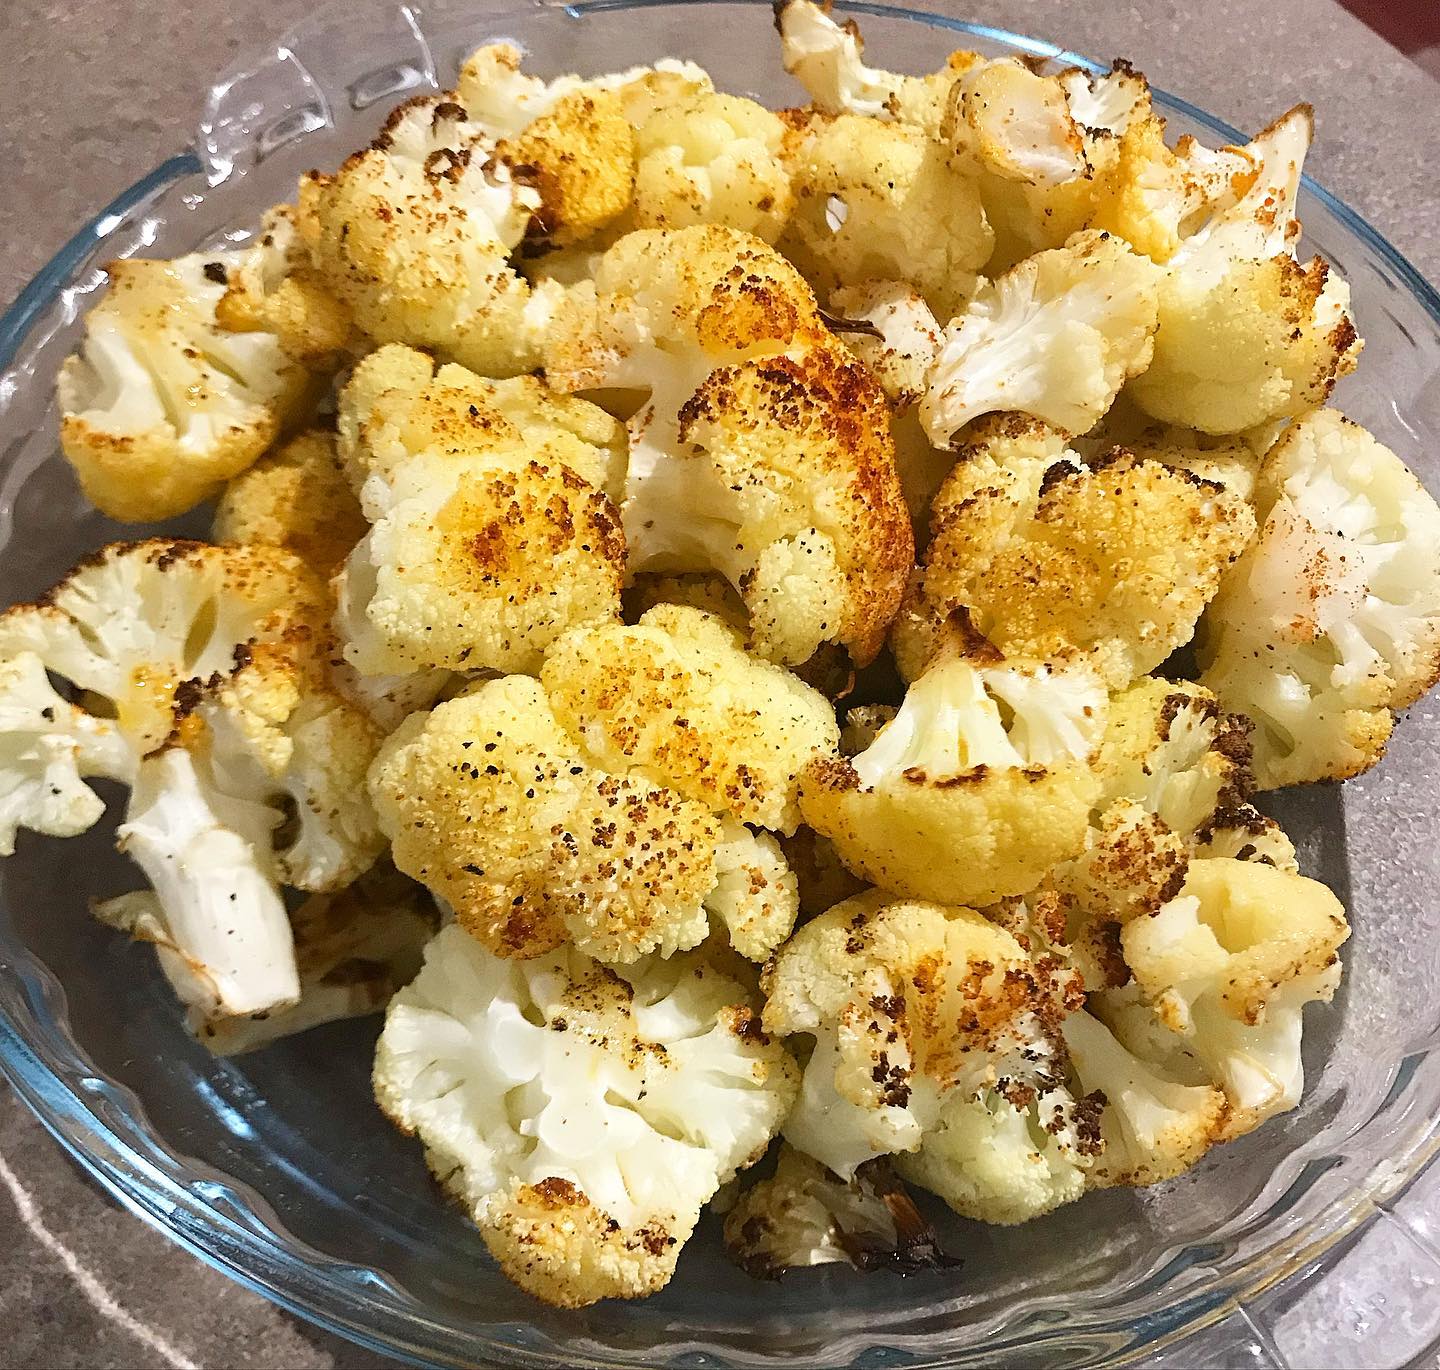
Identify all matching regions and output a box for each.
[1,2,1440,1366]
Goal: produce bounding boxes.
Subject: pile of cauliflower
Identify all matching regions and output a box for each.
[10,0,1438,1310]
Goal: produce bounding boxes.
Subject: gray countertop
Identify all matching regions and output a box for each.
[3,2,1440,1366]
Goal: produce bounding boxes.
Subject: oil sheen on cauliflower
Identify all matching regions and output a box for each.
[374,925,798,1306]
[544,226,913,667]
[763,890,1099,1224]
[894,416,1256,688]
[1199,409,1440,786]
[800,625,1106,907]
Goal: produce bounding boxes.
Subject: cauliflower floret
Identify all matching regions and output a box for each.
[374,924,798,1306]
[919,231,1162,444]
[633,93,793,242]
[1051,798,1191,931]
[799,628,1106,910]
[774,0,903,117]
[1103,857,1349,1137]
[764,891,1096,1222]
[623,571,750,635]
[0,652,134,854]
[780,112,992,320]
[455,42,712,139]
[1088,114,1259,265]
[57,248,317,521]
[538,604,840,834]
[705,820,802,962]
[306,97,556,378]
[1061,1008,1228,1187]
[214,430,368,578]
[1198,409,1440,786]
[947,58,1090,190]
[546,227,913,666]
[497,88,636,248]
[0,539,324,753]
[827,281,941,409]
[1095,678,1253,835]
[1128,107,1361,433]
[895,421,1256,688]
[1192,802,1299,871]
[120,862,439,1055]
[332,347,626,675]
[212,203,354,367]
[368,678,723,963]
[1056,61,1153,138]
[724,1146,954,1278]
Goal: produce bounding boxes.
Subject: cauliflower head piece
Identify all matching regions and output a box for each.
[1198,409,1440,786]
[633,93,794,242]
[764,890,1098,1223]
[895,419,1257,688]
[779,111,993,320]
[546,227,913,666]
[919,231,1162,444]
[306,97,555,378]
[369,675,801,964]
[799,628,1106,907]
[1128,107,1361,433]
[538,604,840,834]
[1100,856,1349,1139]
[214,429,368,579]
[57,246,318,522]
[333,346,626,675]
[374,924,798,1306]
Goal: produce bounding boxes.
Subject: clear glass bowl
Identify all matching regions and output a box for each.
[2,3,1440,1366]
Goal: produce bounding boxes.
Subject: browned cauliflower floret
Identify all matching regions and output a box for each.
[305,97,557,378]
[894,418,1256,688]
[375,925,797,1306]
[213,430,367,578]
[779,111,992,319]
[545,226,913,666]
[539,605,840,834]
[333,345,626,675]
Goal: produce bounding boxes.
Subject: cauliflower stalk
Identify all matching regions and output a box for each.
[374,925,798,1306]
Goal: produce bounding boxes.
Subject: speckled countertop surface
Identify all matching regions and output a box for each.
[3,2,1440,1367]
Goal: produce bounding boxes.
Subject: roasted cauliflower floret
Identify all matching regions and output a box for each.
[1095,678,1253,835]
[919,231,1162,444]
[1061,1008,1228,1187]
[633,93,793,242]
[374,925,798,1306]
[546,227,912,666]
[1100,857,1349,1138]
[538,605,840,834]
[828,281,942,409]
[764,891,1097,1222]
[306,97,556,378]
[895,421,1256,688]
[1128,107,1361,433]
[214,430,368,578]
[780,112,992,319]
[800,628,1106,909]
[724,1146,954,1278]
[333,347,625,675]
[0,652,133,854]
[1198,409,1440,786]
[57,248,318,522]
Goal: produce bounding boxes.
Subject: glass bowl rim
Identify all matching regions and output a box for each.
[3,2,1440,1365]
